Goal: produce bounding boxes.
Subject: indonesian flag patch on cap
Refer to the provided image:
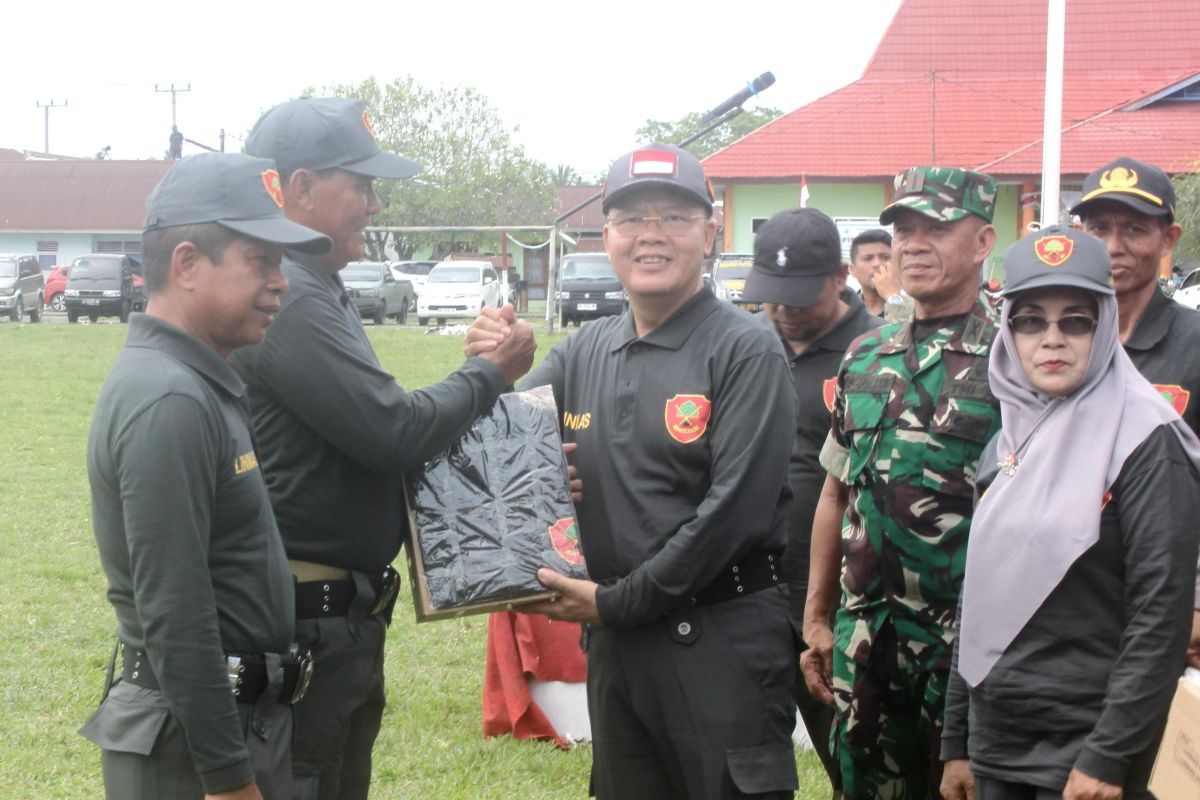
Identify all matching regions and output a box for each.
[630,149,677,177]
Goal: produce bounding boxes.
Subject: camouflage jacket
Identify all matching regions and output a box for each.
[819,300,1000,671]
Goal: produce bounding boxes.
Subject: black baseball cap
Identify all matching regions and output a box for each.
[1069,156,1176,222]
[1001,224,1113,297]
[741,208,842,308]
[601,143,713,214]
[246,97,421,180]
[144,153,331,254]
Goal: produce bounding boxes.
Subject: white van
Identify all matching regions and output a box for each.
[417,260,504,326]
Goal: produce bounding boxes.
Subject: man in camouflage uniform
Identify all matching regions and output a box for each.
[800,167,1001,800]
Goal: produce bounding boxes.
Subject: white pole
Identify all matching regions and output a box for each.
[1040,0,1066,227]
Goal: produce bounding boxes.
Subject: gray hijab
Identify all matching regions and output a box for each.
[958,239,1200,687]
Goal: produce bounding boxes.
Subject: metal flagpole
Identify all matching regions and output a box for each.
[1040,0,1066,227]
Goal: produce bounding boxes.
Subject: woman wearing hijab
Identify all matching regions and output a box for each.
[939,225,1200,800]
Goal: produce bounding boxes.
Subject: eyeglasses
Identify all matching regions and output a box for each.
[606,213,707,235]
[1008,314,1098,336]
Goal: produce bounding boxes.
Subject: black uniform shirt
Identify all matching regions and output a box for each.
[1124,287,1200,439]
[943,425,1200,790]
[519,288,798,628]
[229,253,506,572]
[768,291,882,626]
[87,314,294,789]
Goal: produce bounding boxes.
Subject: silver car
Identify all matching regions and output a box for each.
[0,254,44,322]
[342,262,415,325]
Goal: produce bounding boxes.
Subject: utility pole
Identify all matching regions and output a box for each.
[35,99,67,154]
[155,83,192,128]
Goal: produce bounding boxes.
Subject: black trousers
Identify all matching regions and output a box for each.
[290,614,387,800]
[586,585,799,800]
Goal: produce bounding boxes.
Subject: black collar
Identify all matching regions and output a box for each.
[607,288,721,353]
[125,314,245,398]
[1124,287,1174,352]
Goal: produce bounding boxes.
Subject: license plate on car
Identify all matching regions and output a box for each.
[577,303,597,311]
[82,299,100,306]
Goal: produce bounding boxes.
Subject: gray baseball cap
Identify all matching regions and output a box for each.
[1001,224,1113,297]
[144,153,331,254]
[601,143,713,214]
[245,97,421,180]
[742,208,842,308]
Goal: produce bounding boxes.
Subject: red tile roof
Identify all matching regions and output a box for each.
[704,0,1200,181]
[555,185,607,229]
[0,160,170,231]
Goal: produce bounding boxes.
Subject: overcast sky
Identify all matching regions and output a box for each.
[2,0,901,177]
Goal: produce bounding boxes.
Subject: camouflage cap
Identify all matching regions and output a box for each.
[879,166,997,225]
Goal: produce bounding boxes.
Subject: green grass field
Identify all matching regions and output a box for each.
[0,318,826,799]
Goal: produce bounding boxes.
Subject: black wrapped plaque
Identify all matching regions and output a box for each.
[404,386,587,620]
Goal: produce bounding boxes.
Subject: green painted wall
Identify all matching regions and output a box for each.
[729,183,887,253]
[729,180,1023,282]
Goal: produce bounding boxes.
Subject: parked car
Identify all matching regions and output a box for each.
[557,253,626,326]
[341,261,414,325]
[702,272,731,302]
[390,260,439,309]
[64,254,144,323]
[417,260,504,326]
[0,253,44,322]
[1173,268,1200,310]
[43,264,70,312]
[711,252,759,310]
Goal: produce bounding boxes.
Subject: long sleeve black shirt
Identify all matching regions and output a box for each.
[229,253,506,572]
[943,424,1200,791]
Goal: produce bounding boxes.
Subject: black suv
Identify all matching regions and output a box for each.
[558,253,626,326]
[64,254,145,323]
[0,253,44,322]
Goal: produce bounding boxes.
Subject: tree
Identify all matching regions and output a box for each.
[553,163,582,186]
[634,107,785,161]
[1174,169,1200,267]
[314,77,557,260]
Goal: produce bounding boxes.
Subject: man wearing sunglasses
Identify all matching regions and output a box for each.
[470,143,801,798]
[802,167,1002,800]
[1070,157,1200,671]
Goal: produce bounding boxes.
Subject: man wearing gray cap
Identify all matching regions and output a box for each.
[471,143,800,798]
[740,207,883,798]
[81,153,331,799]
[230,97,536,799]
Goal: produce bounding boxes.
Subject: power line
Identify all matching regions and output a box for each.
[155,83,191,128]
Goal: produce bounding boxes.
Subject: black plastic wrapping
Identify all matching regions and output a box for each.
[406,386,587,610]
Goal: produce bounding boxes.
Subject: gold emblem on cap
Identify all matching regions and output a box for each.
[1099,167,1138,190]
[262,169,285,208]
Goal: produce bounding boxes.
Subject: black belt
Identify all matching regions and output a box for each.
[691,549,783,607]
[121,645,313,705]
[294,565,400,619]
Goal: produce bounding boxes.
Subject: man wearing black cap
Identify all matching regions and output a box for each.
[740,207,883,797]
[230,97,537,799]
[469,143,799,798]
[1070,156,1200,671]
[81,153,331,799]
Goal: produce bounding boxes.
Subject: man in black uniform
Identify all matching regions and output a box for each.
[81,153,331,799]
[739,207,883,797]
[230,97,536,800]
[474,143,800,799]
[848,228,893,318]
[1069,155,1200,669]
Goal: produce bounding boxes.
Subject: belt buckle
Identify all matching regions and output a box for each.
[370,566,400,616]
[226,655,245,696]
[289,648,314,704]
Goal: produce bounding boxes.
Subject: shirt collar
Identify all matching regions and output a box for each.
[286,250,350,303]
[1124,286,1173,352]
[607,288,720,353]
[125,314,246,398]
[767,289,875,360]
[878,299,995,356]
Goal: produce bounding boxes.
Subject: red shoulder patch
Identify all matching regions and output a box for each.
[822,378,837,413]
[664,394,711,444]
[1152,384,1190,416]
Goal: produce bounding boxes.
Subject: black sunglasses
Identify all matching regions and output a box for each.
[1008,314,1098,337]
